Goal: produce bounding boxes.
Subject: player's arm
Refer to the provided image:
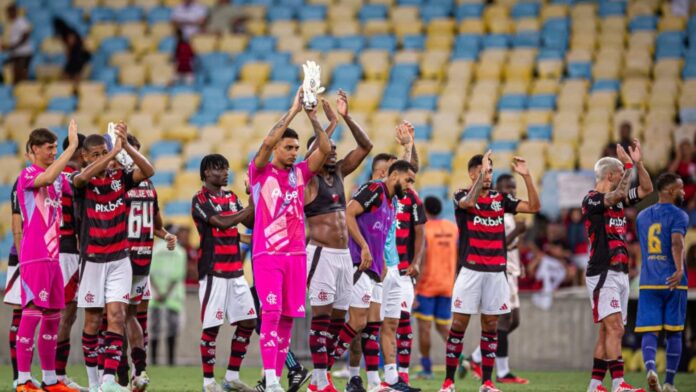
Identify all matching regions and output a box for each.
[410,224,426,277]
[604,144,634,207]
[153,210,177,250]
[510,157,541,214]
[306,99,332,173]
[506,219,527,246]
[668,232,685,289]
[396,122,413,164]
[346,200,372,271]
[458,150,492,209]
[628,139,653,199]
[306,99,338,158]
[208,206,254,231]
[11,212,21,257]
[32,119,79,188]
[254,87,303,170]
[117,123,155,183]
[401,121,420,172]
[335,90,373,177]
[72,131,123,188]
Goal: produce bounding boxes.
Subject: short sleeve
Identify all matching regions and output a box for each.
[153,192,160,215]
[626,187,641,206]
[352,182,384,211]
[502,192,520,214]
[18,168,39,191]
[671,210,689,236]
[453,189,468,210]
[191,193,218,224]
[582,191,605,215]
[69,170,85,198]
[297,160,315,184]
[61,174,72,197]
[11,180,19,214]
[248,160,265,185]
[411,192,427,225]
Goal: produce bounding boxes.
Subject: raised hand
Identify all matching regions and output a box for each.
[336,89,349,117]
[616,144,632,164]
[482,149,493,174]
[628,138,642,163]
[290,86,304,115]
[395,123,413,146]
[68,118,78,148]
[511,156,529,176]
[322,98,337,125]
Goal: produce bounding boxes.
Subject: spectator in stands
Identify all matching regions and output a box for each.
[207,0,248,35]
[2,3,33,84]
[529,223,573,310]
[618,121,634,153]
[173,28,195,85]
[53,18,91,85]
[172,0,208,40]
[149,225,187,366]
[566,208,589,284]
[178,226,199,287]
[669,138,696,203]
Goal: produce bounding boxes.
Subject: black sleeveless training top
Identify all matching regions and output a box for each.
[305,171,347,218]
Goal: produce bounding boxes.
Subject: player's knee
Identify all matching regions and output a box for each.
[605,319,624,337]
[481,318,498,333]
[239,319,257,330]
[451,318,467,332]
[350,318,367,332]
[84,312,102,334]
[107,307,127,328]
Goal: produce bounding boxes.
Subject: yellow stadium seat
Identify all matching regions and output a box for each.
[515,18,540,33]
[261,82,291,98]
[391,6,419,23]
[110,52,138,69]
[245,19,267,36]
[411,79,441,97]
[659,15,686,32]
[438,92,466,114]
[252,112,284,136]
[578,141,604,170]
[78,81,105,96]
[169,94,200,118]
[191,34,219,54]
[119,22,147,41]
[33,112,65,129]
[425,33,453,51]
[174,171,200,189]
[418,170,450,188]
[277,36,305,53]
[571,3,596,19]
[628,31,656,53]
[165,124,198,143]
[77,93,107,113]
[109,94,138,113]
[90,22,119,45]
[613,109,643,137]
[600,16,627,33]
[428,19,455,35]
[128,112,155,135]
[353,82,384,113]
[593,60,621,80]
[393,50,421,64]
[219,112,249,130]
[44,82,74,100]
[547,142,576,170]
[394,20,423,37]
[541,4,568,20]
[3,110,33,138]
[328,4,357,21]
[300,21,328,40]
[492,123,521,140]
[70,111,97,130]
[200,126,227,145]
[475,62,502,80]
[642,141,672,173]
[40,37,64,55]
[158,112,187,130]
[624,50,652,78]
[360,50,390,81]
[293,50,322,66]
[154,156,183,173]
[269,21,297,37]
[218,34,248,54]
[74,0,98,10]
[531,79,559,95]
[446,59,474,83]
[484,4,508,22]
[525,110,552,126]
[458,19,485,34]
[148,65,175,86]
[587,92,618,111]
[331,21,360,36]
[647,110,677,129]
[536,59,563,79]
[149,22,173,42]
[364,20,392,36]
[583,123,611,146]
[183,141,212,160]
[141,52,170,69]
[654,59,683,79]
[130,35,156,57]
[502,80,529,95]
[119,65,146,87]
[228,82,258,98]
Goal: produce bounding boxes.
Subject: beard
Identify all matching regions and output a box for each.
[324,163,337,173]
[676,195,685,206]
[394,183,405,199]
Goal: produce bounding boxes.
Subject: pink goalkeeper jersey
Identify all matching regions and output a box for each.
[248,159,315,257]
[17,164,70,264]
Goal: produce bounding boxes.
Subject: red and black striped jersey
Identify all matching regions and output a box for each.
[72,169,136,263]
[8,179,20,267]
[192,187,244,279]
[126,179,159,276]
[582,188,641,276]
[395,189,426,274]
[453,189,520,272]
[60,166,79,254]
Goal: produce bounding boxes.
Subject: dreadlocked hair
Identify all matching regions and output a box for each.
[199,154,229,181]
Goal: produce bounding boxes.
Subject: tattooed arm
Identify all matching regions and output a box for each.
[253,88,303,170]
[604,145,633,207]
[457,150,492,210]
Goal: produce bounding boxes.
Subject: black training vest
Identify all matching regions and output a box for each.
[304,171,346,218]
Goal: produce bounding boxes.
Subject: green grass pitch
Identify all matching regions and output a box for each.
[2,366,696,391]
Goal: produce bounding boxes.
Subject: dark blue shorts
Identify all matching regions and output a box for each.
[414,294,451,324]
[635,289,687,333]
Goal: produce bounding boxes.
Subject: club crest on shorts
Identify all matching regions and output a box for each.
[266,292,277,305]
[38,289,48,302]
[85,291,95,304]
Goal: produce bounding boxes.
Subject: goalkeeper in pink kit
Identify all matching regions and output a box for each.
[248,87,331,392]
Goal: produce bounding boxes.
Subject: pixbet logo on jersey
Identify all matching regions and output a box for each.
[95,198,124,213]
[473,216,504,227]
[272,188,299,202]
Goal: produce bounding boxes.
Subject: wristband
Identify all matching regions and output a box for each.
[624,162,633,170]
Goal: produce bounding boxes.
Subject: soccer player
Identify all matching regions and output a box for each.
[465,174,528,385]
[55,133,88,392]
[5,177,23,389]
[248,88,330,392]
[582,141,652,392]
[192,154,257,392]
[121,135,177,391]
[304,90,372,392]
[635,172,688,392]
[329,160,417,392]
[414,196,458,380]
[439,151,540,392]
[72,124,155,392]
[16,123,80,392]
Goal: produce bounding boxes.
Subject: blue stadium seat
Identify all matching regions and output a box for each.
[380,95,408,111]
[0,97,15,114]
[268,6,295,21]
[150,172,175,187]
[428,151,453,170]
[148,7,172,24]
[309,35,337,52]
[278,0,304,6]
[591,79,620,92]
[140,85,167,96]
[498,95,527,111]
[0,141,18,157]
[263,96,291,111]
[599,1,626,17]
[390,64,419,81]
[95,68,119,86]
[158,36,176,53]
[359,4,388,21]
[338,36,366,52]
[47,0,71,12]
[108,85,137,96]
[455,3,484,20]
[249,36,276,54]
[511,2,540,19]
[298,5,326,21]
[418,185,449,200]
[91,7,116,22]
[483,34,510,49]
[399,0,424,5]
[527,125,552,141]
[48,97,77,113]
[229,97,260,112]
[170,85,197,95]
[410,95,437,110]
[369,35,397,53]
[116,6,144,23]
[384,83,412,98]
[232,52,261,67]
[0,85,11,98]
[528,94,556,110]
[629,15,658,32]
[164,200,191,216]
[413,124,433,140]
[462,125,492,140]
[420,6,450,23]
[332,64,363,85]
[490,140,518,152]
[186,156,204,171]
[513,32,541,48]
[272,64,299,83]
[100,37,130,57]
[189,111,221,127]
[149,141,182,160]
[537,49,564,60]
[567,62,591,79]
[403,35,425,50]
